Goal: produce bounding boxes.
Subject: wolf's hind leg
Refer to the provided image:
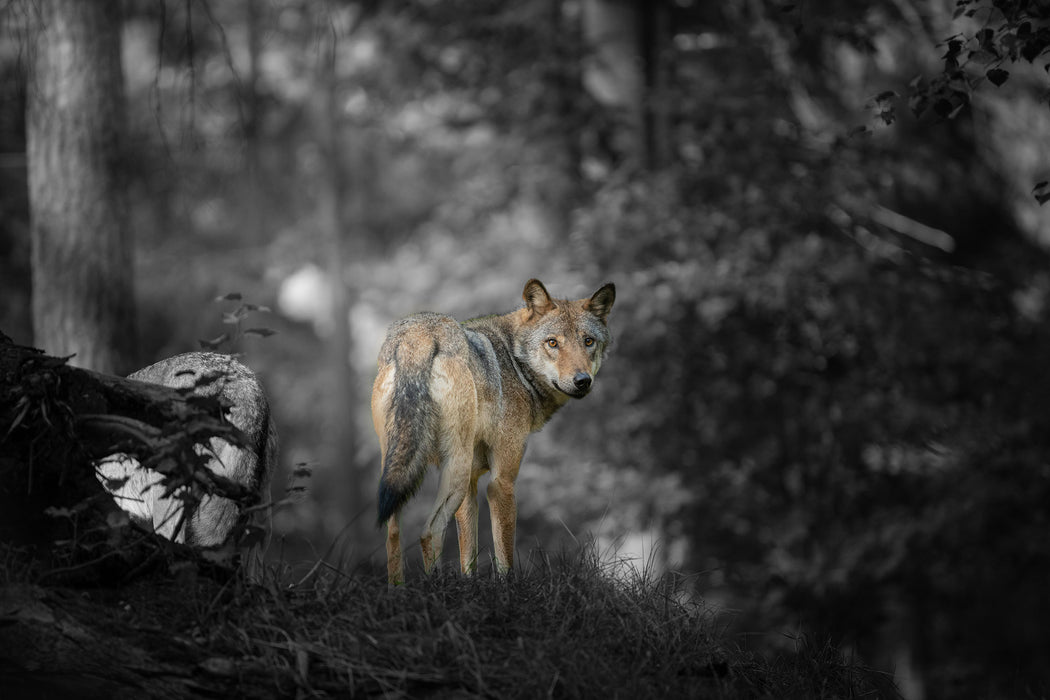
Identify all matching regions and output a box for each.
[420,452,472,574]
[421,355,476,575]
[387,512,405,585]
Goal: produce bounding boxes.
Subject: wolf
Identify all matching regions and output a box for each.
[95,352,278,566]
[372,278,615,584]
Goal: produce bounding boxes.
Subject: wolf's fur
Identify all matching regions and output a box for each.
[372,279,615,584]
[96,352,277,562]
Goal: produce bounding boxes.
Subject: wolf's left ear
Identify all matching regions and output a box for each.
[585,283,616,322]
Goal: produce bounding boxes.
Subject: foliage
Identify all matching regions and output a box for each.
[570,177,1050,688]
[198,293,276,353]
[907,1,1050,124]
[563,2,1050,692]
[772,0,1050,204]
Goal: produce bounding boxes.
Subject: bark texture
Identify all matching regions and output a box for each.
[27,0,135,375]
[0,333,248,572]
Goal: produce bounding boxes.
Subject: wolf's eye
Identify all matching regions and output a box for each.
[584,337,595,347]
[547,338,558,349]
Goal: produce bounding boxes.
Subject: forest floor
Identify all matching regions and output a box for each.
[0,543,899,699]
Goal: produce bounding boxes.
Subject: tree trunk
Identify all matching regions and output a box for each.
[581,0,646,167]
[243,0,266,242]
[26,0,136,375]
[541,0,583,238]
[317,16,365,556]
[641,0,673,170]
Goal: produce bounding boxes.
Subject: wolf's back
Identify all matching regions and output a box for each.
[377,333,440,524]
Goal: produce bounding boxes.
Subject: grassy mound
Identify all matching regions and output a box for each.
[1,542,898,698]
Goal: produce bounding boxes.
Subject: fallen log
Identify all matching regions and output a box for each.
[0,331,252,582]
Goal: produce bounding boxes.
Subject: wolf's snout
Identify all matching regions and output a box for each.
[573,372,592,391]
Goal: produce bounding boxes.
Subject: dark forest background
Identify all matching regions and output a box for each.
[3,1,1050,698]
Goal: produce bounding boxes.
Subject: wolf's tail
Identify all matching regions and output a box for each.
[377,338,439,525]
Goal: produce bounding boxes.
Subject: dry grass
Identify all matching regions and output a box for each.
[129,544,899,699]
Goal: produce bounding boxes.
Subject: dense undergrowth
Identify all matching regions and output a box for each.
[3,543,899,699]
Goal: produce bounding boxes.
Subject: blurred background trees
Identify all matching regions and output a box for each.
[3,1,1050,697]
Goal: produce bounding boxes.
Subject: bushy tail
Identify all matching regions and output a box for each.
[377,340,439,525]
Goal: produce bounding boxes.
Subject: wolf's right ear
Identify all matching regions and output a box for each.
[523,279,556,317]
[586,282,616,322]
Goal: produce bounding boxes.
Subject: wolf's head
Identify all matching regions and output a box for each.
[515,278,615,400]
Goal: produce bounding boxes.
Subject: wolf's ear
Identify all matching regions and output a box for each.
[585,282,616,322]
[523,279,556,317]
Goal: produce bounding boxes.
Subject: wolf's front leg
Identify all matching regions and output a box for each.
[455,473,481,574]
[486,477,517,573]
[486,445,524,574]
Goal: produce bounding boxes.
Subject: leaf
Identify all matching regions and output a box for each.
[4,399,30,439]
[1033,180,1050,205]
[986,68,1009,86]
[1021,35,1049,63]
[199,334,228,350]
[242,327,278,337]
[946,70,973,93]
[952,0,975,19]
[216,292,242,302]
[933,98,955,118]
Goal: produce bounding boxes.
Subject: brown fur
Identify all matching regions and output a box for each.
[373,279,615,584]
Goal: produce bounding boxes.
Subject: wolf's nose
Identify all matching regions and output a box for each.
[573,373,592,391]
